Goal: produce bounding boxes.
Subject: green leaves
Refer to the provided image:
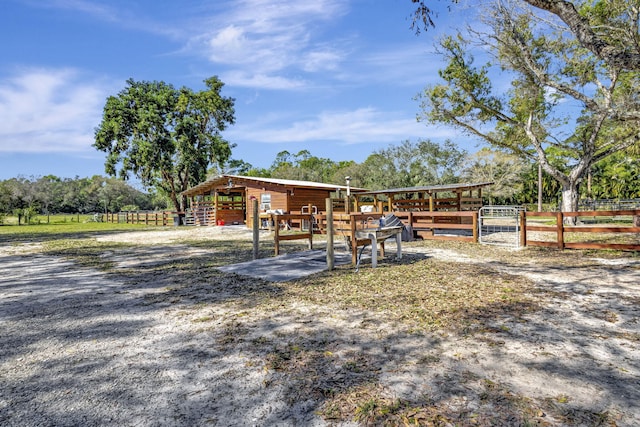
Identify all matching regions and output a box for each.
[94,77,235,211]
[417,2,640,211]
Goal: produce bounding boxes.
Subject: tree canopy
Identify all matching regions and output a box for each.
[94,76,235,211]
[0,175,162,223]
[416,0,640,213]
[409,0,640,70]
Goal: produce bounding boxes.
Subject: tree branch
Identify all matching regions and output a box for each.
[524,0,640,70]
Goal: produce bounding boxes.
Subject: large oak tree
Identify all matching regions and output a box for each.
[94,77,235,212]
[417,1,640,216]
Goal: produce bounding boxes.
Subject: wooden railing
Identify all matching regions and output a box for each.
[317,211,479,264]
[394,211,478,242]
[102,211,173,226]
[523,210,640,251]
[270,213,314,255]
[392,197,482,211]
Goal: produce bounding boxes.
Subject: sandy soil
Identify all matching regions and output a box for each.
[1,227,639,426]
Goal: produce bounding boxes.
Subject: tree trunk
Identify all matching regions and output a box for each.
[560,180,580,225]
[537,162,542,212]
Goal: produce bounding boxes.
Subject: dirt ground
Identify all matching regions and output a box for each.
[1,226,639,426]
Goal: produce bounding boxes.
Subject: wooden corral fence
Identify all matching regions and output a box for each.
[314,211,478,264]
[394,211,478,242]
[186,198,245,226]
[102,211,174,226]
[522,210,640,251]
[269,213,314,256]
[392,196,482,212]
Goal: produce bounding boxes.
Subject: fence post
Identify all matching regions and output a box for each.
[252,199,259,260]
[520,211,527,247]
[350,214,357,265]
[326,198,334,270]
[274,214,280,256]
[556,211,564,249]
[472,211,478,243]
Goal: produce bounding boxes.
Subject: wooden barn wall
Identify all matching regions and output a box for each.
[241,183,331,226]
[245,184,289,211]
[216,209,245,224]
[288,188,331,213]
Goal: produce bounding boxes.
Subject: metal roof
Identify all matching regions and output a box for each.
[182,174,367,196]
[355,182,494,196]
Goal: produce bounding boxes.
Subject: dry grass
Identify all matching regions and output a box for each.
[28,233,638,426]
[285,256,539,333]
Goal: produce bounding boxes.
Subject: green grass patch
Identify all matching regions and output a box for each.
[0,221,161,244]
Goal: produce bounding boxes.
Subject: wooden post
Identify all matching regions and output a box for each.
[252,199,259,260]
[274,214,280,256]
[326,198,334,270]
[387,194,393,213]
[519,211,527,247]
[408,211,414,241]
[350,214,357,265]
[344,195,350,214]
[556,211,564,249]
[472,211,478,243]
[214,191,219,226]
[429,193,434,211]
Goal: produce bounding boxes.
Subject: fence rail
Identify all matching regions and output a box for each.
[102,211,174,226]
[578,199,640,211]
[394,211,478,242]
[523,210,640,251]
[269,213,314,256]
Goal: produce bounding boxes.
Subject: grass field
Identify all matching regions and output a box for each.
[0,214,161,243]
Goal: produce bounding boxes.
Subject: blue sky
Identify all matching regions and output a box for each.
[0,0,481,180]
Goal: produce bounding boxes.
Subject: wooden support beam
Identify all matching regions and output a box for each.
[326,198,334,271]
[556,211,564,249]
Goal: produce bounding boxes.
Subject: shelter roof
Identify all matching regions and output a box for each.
[355,182,494,197]
[182,174,367,197]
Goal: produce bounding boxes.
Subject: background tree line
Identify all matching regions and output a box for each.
[2,138,637,223]
[0,175,167,224]
[223,139,639,207]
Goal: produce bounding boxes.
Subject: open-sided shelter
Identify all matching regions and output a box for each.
[181,174,364,227]
[353,182,494,213]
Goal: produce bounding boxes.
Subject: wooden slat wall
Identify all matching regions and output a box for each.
[246,186,289,227]
[288,188,330,213]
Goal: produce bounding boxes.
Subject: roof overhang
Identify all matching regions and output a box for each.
[182,174,367,197]
[355,182,494,197]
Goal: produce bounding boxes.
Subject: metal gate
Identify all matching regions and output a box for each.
[478,206,524,248]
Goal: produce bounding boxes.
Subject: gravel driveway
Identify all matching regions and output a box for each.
[2,229,640,426]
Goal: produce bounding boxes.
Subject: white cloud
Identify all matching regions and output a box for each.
[221,71,307,90]
[231,107,457,145]
[0,68,111,153]
[302,48,343,72]
[190,0,349,89]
